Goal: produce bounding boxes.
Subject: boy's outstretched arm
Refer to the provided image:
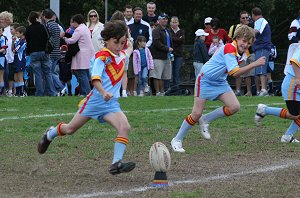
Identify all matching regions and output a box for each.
[232,56,266,78]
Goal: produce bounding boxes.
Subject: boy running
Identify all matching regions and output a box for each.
[171,25,266,152]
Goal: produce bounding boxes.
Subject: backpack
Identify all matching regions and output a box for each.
[43,24,55,53]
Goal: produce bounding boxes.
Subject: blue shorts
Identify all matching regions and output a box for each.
[267,61,274,73]
[195,75,232,101]
[255,49,270,76]
[281,73,300,101]
[78,93,121,123]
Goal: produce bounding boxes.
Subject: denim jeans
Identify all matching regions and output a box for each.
[50,57,64,92]
[73,69,91,96]
[255,49,270,75]
[171,56,183,93]
[30,51,56,96]
[138,67,148,91]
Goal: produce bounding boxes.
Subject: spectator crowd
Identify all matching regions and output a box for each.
[0,4,299,97]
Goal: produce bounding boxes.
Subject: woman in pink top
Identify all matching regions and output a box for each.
[64,14,95,96]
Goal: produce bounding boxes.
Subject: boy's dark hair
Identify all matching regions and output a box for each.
[212,35,220,40]
[11,23,20,29]
[211,18,220,30]
[110,10,124,21]
[124,5,132,10]
[252,7,262,16]
[28,11,39,24]
[42,8,55,19]
[71,14,86,25]
[101,20,127,41]
[133,7,143,14]
[16,26,26,35]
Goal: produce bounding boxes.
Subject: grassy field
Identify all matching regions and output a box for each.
[1,95,300,198]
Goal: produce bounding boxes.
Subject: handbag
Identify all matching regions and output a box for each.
[43,24,55,53]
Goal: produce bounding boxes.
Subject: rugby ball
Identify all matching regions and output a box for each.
[149,142,171,172]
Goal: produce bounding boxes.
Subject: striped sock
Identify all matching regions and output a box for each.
[175,114,197,141]
[47,122,65,141]
[285,117,300,136]
[112,136,128,164]
[202,106,231,123]
[265,107,288,118]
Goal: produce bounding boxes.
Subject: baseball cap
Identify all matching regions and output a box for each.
[195,29,209,36]
[204,17,212,24]
[158,13,169,20]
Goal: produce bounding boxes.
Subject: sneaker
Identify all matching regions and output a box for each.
[139,90,144,97]
[171,138,185,153]
[255,104,267,127]
[133,91,137,96]
[37,126,54,154]
[156,92,161,96]
[281,135,300,143]
[58,87,67,96]
[109,160,136,175]
[144,85,150,93]
[258,89,269,97]
[122,90,128,98]
[244,92,252,97]
[199,117,211,139]
[235,90,242,96]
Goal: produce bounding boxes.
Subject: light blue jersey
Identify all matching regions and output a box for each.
[195,41,249,100]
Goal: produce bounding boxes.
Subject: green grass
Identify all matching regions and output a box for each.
[1,95,300,197]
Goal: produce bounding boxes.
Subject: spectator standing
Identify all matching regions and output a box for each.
[7,23,20,96]
[205,18,231,50]
[267,43,277,95]
[26,11,57,96]
[127,7,152,96]
[0,11,13,96]
[229,11,255,96]
[12,26,26,96]
[63,14,95,96]
[124,5,134,25]
[288,9,300,43]
[149,13,173,96]
[0,24,7,95]
[203,17,212,33]
[169,16,185,95]
[252,7,272,96]
[193,29,209,78]
[142,2,158,24]
[87,9,104,52]
[42,9,66,96]
[208,36,223,56]
[133,35,154,96]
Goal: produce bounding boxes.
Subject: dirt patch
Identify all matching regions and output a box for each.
[1,149,299,197]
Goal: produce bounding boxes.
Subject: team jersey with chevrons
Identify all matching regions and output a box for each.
[288,45,300,76]
[200,41,249,82]
[90,48,126,98]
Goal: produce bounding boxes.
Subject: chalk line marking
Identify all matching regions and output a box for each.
[0,102,285,122]
[65,159,300,198]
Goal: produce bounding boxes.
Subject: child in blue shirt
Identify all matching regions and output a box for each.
[255,45,300,143]
[171,25,266,152]
[12,26,26,96]
[37,20,136,175]
[0,24,8,95]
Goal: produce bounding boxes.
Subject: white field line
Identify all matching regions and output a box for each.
[65,159,300,198]
[0,102,285,122]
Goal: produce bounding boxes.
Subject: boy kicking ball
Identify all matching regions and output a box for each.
[37,20,136,175]
[171,25,266,152]
[255,45,300,143]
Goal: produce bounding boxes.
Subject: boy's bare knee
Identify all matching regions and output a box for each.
[228,104,240,114]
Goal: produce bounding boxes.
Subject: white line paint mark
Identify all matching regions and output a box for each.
[65,160,300,198]
[0,103,286,122]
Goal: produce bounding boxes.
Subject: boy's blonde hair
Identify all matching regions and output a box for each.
[233,25,255,44]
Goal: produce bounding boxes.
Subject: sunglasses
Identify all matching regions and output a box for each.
[241,17,249,19]
[89,15,97,18]
[205,23,211,25]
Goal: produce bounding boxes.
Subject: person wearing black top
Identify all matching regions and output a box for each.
[25,11,56,96]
